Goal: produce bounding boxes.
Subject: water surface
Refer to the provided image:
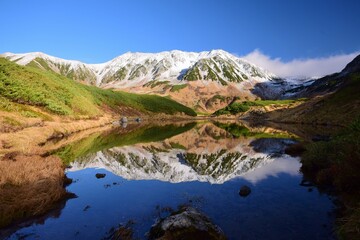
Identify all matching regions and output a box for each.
[5,121,335,239]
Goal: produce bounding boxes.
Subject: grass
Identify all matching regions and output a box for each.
[301,116,360,239]
[0,96,52,120]
[305,74,360,125]
[169,142,186,150]
[170,84,187,92]
[85,87,197,116]
[0,58,196,117]
[213,99,305,116]
[143,80,170,88]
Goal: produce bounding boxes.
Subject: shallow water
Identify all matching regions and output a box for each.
[4,121,335,239]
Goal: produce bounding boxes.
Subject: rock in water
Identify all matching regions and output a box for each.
[239,185,251,197]
[120,117,128,123]
[148,206,226,240]
[95,173,106,179]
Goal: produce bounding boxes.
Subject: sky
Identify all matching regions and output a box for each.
[0,0,359,77]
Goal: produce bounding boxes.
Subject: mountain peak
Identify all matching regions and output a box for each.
[1,50,277,87]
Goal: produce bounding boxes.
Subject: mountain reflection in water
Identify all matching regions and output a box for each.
[4,121,335,240]
[68,121,299,184]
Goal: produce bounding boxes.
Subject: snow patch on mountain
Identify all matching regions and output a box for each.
[1,51,93,71]
[1,50,277,87]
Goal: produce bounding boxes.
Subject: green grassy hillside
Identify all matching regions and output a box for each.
[213,99,302,116]
[0,58,196,117]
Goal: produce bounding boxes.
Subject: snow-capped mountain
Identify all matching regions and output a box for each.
[1,52,99,85]
[1,50,276,87]
[1,50,311,111]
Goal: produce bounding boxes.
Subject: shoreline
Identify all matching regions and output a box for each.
[0,112,345,159]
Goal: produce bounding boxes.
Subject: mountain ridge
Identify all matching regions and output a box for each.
[1,50,284,112]
[1,50,276,87]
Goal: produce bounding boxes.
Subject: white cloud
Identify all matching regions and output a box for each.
[242,49,360,78]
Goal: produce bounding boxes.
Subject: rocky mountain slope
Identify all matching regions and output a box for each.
[1,50,275,86]
[4,50,339,112]
[1,51,288,112]
[282,54,360,99]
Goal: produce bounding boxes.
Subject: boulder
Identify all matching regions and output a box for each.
[95,173,106,179]
[149,206,226,240]
[120,117,128,123]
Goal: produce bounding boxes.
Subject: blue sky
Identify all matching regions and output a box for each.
[0,0,359,64]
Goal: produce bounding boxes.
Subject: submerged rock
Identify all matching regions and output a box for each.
[95,173,106,179]
[239,185,251,197]
[104,222,134,240]
[148,206,226,240]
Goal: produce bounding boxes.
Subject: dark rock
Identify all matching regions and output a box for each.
[149,206,226,240]
[95,173,106,179]
[239,185,251,197]
[83,205,90,211]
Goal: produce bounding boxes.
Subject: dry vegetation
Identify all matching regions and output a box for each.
[0,114,114,157]
[0,154,70,228]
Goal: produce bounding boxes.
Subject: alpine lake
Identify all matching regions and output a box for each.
[2,120,337,240]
